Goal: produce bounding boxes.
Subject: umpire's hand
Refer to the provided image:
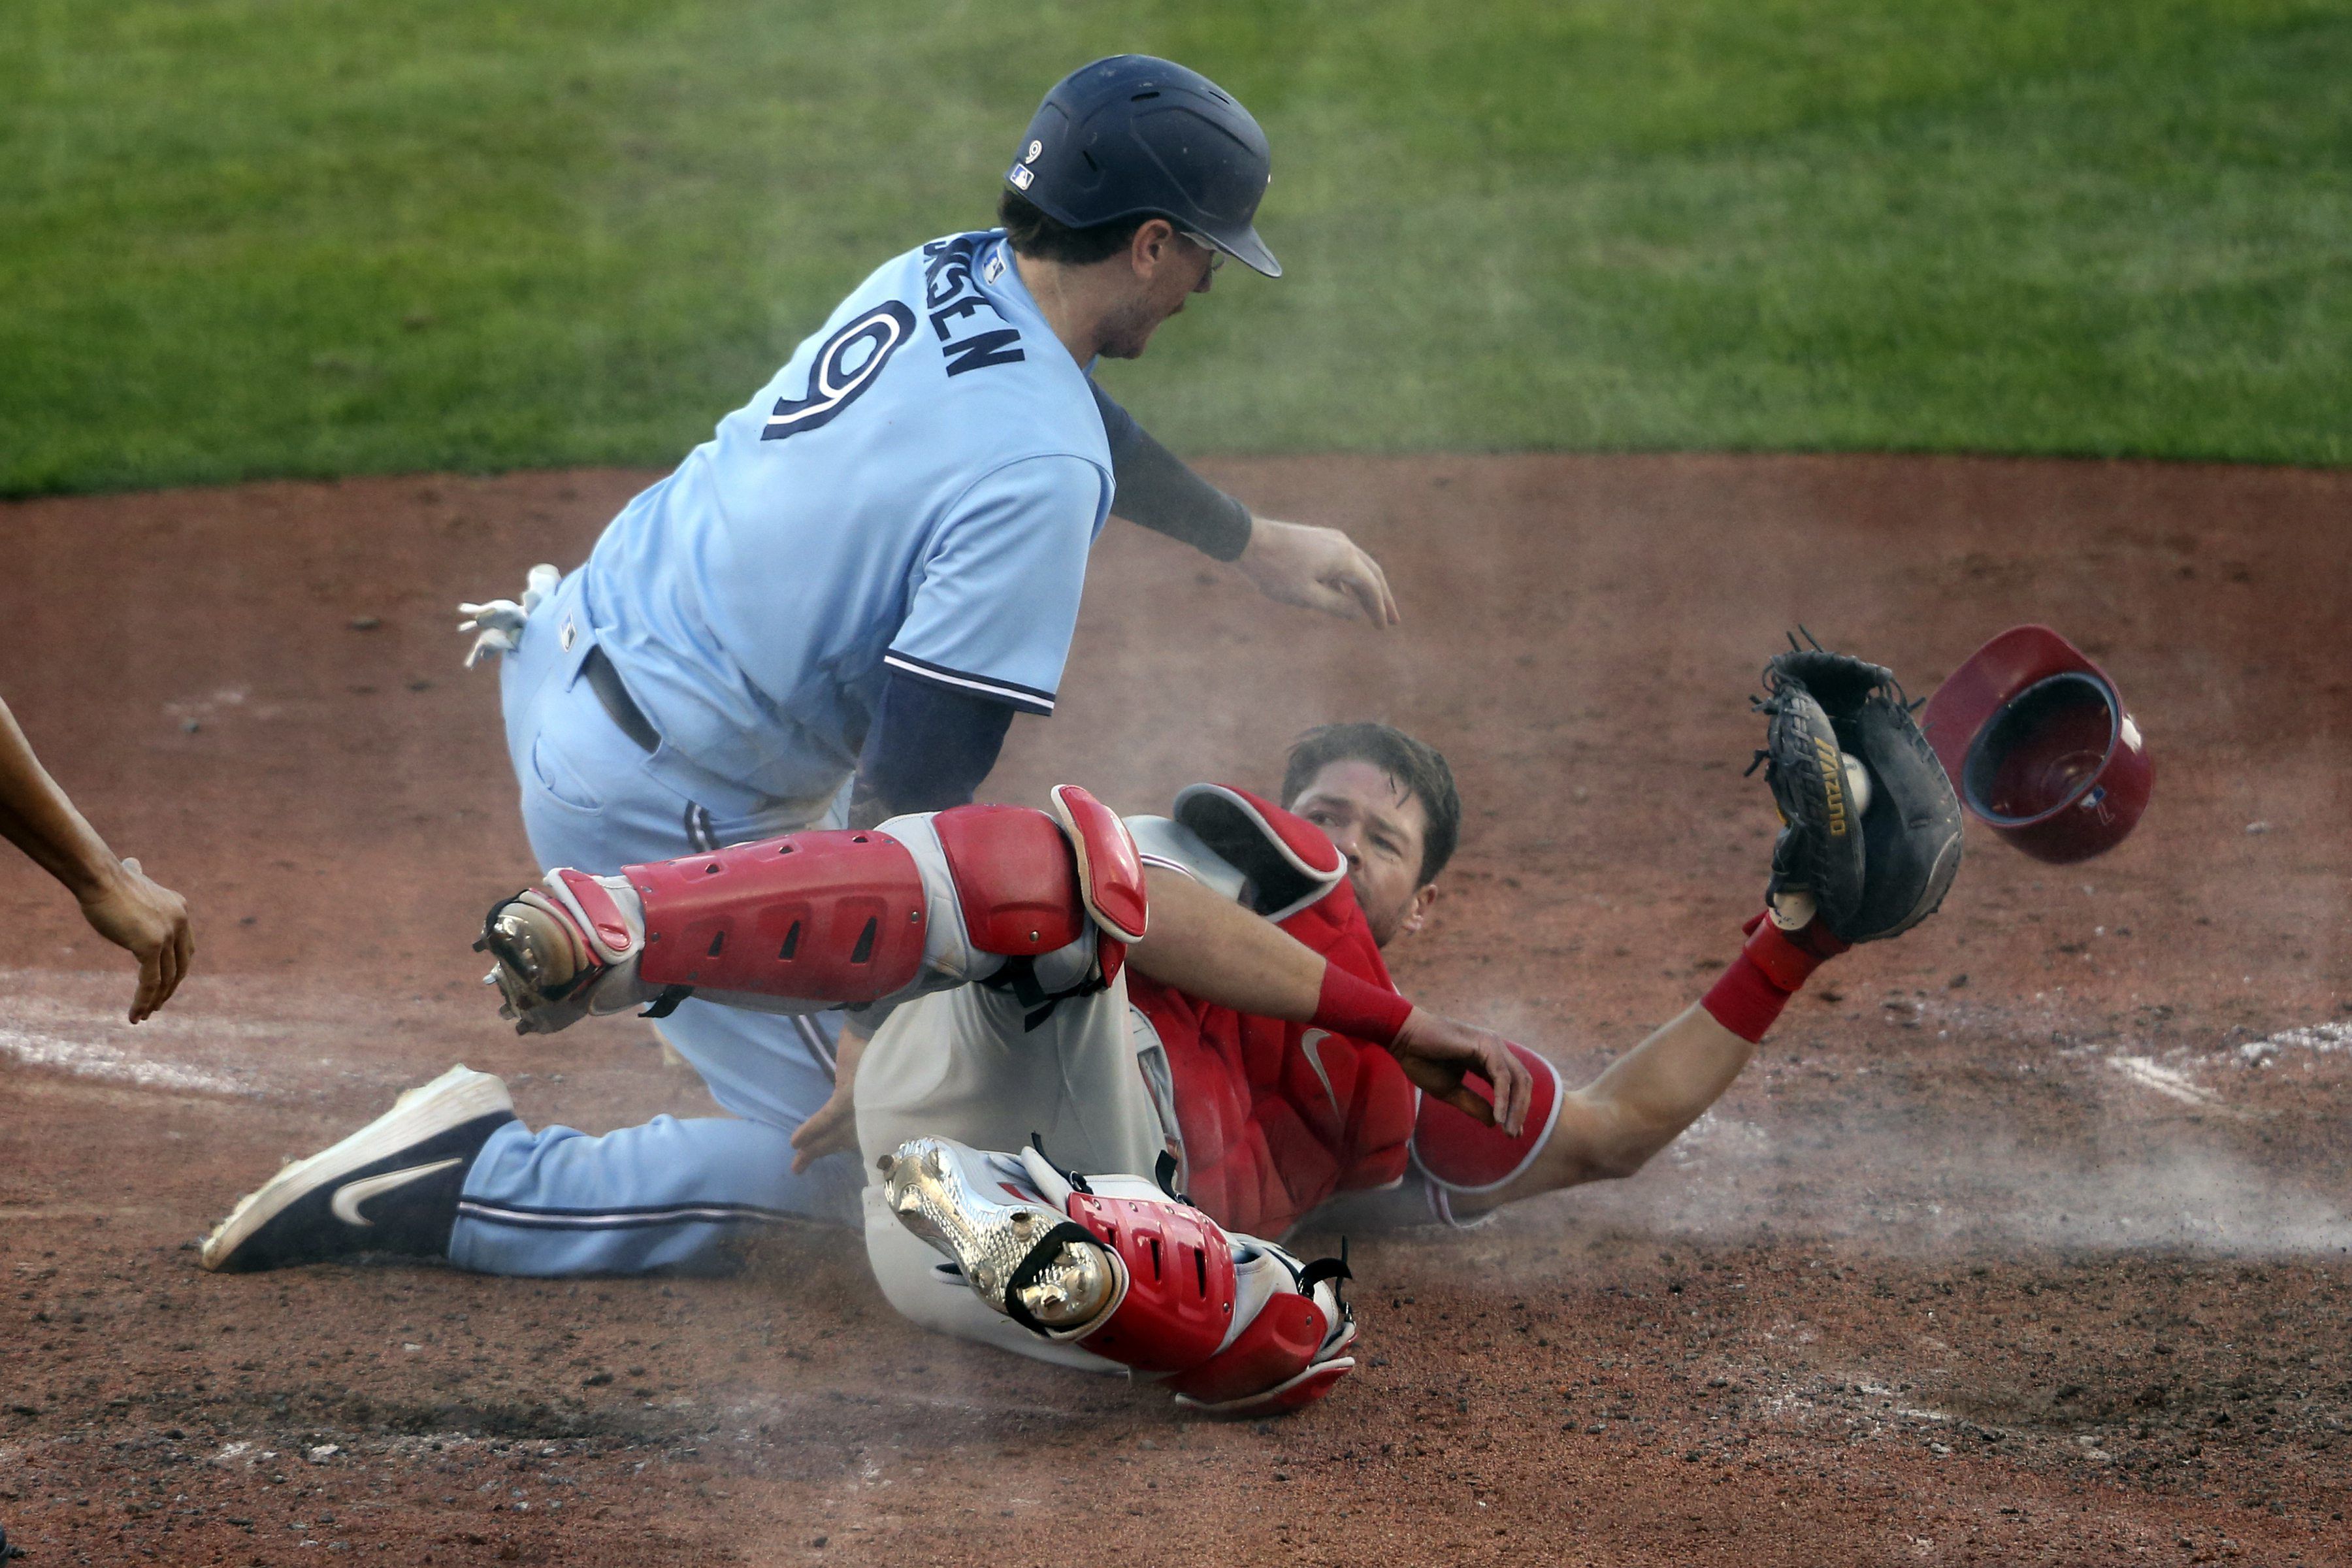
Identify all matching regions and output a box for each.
[1234,517,1399,629]
[78,858,193,1023]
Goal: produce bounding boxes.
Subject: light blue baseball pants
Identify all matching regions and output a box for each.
[447,570,866,1277]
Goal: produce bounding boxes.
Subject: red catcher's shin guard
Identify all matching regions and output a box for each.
[1058,1187,1349,1416]
[930,804,1089,958]
[881,1137,1352,1416]
[1060,1190,1239,1373]
[629,830,928,1000]
[930,791,1149,987]
[1162,1288,1335,1409]
[931,789,1149,956]
[1047,785,1147,943]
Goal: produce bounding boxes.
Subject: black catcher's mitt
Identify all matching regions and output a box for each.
[1753,638,1963,943]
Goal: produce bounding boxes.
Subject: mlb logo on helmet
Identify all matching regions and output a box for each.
[1918,625,2152,864]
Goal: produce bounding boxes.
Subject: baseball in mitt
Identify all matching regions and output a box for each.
[1752,636,1964,943]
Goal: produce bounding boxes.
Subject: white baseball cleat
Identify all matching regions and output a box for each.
[878,1135,1120,1333]
[877,1134,1362,1414]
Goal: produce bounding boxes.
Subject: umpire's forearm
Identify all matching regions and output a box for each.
[0,698,122,900]
[1126,868,1324,1018]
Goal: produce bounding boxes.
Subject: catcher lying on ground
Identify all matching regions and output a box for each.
[201,646,1960,1415]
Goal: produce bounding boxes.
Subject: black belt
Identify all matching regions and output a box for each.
[581,645,661,753]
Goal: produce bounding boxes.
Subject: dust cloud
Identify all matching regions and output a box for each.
[1456,1012,2352,1262]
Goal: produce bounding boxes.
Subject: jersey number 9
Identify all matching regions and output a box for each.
[762,302,917,442]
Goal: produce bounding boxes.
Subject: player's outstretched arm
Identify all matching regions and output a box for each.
[1435,639,1965,1222]
[1418,902,1852,1225]
[1448,1002,1757,1217]
[0,696,193,1022]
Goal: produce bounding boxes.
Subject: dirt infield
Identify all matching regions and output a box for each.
[3,454,2349,1567]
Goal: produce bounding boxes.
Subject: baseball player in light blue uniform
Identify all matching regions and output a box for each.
[462,229,1111,1272]
[201,57,1399,1282]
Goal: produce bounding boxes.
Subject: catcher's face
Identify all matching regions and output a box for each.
[1287,759,1438,949]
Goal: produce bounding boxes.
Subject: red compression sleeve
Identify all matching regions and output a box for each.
[1312,964,1414,1047]
[1700,913,1849,1044]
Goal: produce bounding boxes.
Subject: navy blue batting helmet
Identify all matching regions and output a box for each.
[1005,56,1279,278]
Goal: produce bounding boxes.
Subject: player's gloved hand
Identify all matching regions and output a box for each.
[476,870,657,1035]
[1234,517,1399,630]
[1390,1008,1533,1137]
[457,563,561,669]
[1707,638,1964,1047]
[1751,636,1963,945]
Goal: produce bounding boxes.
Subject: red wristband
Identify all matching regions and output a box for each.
[1312,964,1414,1047]
[1739,911,1845,991]
[1700,912,1848,1044]
[1700,951,1792,1043]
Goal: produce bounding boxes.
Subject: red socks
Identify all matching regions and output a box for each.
[1701,911,1850,1043]
[1312,963,1415,1046]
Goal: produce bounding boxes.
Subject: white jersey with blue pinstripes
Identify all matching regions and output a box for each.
[581,231,1113,803]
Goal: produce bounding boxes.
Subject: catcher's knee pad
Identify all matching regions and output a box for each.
[885,784,1148,994]
[629,830,929,1002]
[879,1136,1354,1416]
[1412,1041,1562,1194]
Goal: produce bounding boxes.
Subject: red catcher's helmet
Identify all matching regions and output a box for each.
[1918,625,2151,865]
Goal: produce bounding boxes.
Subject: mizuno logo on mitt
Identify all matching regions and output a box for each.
[1814,736,1848,836]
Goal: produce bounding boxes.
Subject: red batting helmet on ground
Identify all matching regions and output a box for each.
[1918,625,2151,865]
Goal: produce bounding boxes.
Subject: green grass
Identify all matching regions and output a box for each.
[3,0,2346,493]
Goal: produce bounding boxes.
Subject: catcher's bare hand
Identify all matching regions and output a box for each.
[1390,1007,1530,1135]
[78,857,193,1023]
[789,1020,870,1173]
[1234,517,1399,629]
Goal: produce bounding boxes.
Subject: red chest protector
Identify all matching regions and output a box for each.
[1128,860,1418,1241]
